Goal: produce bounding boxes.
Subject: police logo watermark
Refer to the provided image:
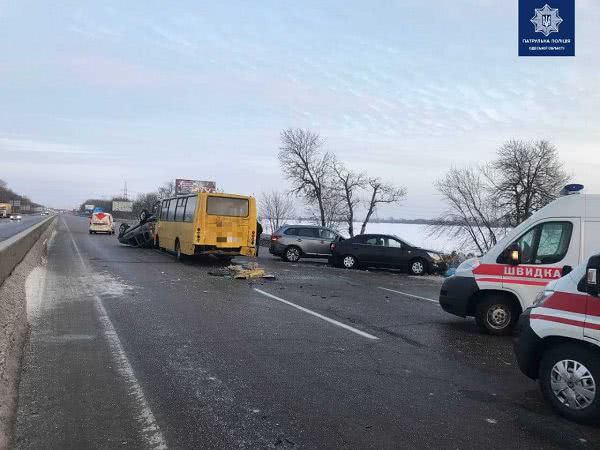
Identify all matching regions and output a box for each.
[531,4,563,37]
[519,0,574,56]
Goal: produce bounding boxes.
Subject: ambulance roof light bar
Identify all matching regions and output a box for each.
[560,184,584,196]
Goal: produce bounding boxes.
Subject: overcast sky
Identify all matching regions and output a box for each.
[1,0,599,218]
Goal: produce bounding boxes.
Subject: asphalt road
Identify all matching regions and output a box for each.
[0,215,47,242]
[14,215,600,449]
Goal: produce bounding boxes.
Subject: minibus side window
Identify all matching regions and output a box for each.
[175,197,187,221]
[166,200,175,221]
[184,195,197,222]
[160,200,168,220]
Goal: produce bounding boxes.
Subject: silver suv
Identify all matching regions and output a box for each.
[269,225,341,262]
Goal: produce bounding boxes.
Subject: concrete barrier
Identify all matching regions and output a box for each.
[0,216,56,287]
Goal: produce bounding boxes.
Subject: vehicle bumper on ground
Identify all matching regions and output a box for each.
[514,308,542,380]
[438,275,479,317]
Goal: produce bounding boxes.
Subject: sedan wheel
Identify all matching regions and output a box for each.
[342,255,357,269]
[409,259,426,275]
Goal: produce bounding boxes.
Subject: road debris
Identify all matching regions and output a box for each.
[208,262,276,280]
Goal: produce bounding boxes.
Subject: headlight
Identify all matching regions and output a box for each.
[532,290,553,307]
[427,252,441,261]
[456,257,480,272]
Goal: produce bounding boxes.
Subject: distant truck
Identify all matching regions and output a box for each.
[0,203,11,218]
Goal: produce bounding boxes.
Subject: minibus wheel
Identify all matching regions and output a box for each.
[475,295,518,335]
[539,343,600,424]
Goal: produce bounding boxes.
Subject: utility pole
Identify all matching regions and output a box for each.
[123,181,128,200]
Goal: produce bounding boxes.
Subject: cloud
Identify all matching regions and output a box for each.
[0,136,96,155]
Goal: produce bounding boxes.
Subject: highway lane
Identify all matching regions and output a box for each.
[15,215,600,449]
[0,215,47,242]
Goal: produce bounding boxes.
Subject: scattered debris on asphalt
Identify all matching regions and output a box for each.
[208,262,276,280]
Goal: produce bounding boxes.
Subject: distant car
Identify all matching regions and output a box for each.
[10,214,22,221]
[269,225,341,262]
[329,233,446,275]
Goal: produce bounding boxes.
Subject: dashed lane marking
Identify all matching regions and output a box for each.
[254,288,379,341]
[378,287,440,305]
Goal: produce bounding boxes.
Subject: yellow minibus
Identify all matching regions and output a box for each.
[155,192,257,261]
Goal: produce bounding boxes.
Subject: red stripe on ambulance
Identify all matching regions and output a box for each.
[473,264,562,280]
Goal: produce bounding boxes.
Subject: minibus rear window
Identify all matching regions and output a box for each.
[207,197,249,217]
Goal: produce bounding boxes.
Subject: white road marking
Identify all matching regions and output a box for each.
[63,218,168,449]
[378,287,439,305]
[253,288,379,341]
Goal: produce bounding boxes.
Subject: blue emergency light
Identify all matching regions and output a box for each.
[560,184,584,196]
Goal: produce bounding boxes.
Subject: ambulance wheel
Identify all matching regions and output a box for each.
[539,343,600,424]
[475,295,518,335]
[89,230,92,235]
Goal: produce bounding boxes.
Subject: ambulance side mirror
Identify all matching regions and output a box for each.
[586,255,600,297]
[504,243,521,266]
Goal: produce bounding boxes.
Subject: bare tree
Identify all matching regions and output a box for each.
[278,128,334,226]
[132,192,160,217]
[433,167,502,255]
[360,178,407,235]
[308,186,345,231]
[157,181,176,199]
[333,160,366,236]
[486,140,570,227]
[259,190,295,234]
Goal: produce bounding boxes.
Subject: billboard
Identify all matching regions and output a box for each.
[84,204,95,211]
[112,201,133,212]
[175,179,216,195]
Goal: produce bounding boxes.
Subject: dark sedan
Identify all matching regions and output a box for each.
[329,234,446,275]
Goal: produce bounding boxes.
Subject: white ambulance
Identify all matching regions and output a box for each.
[439,185,600,334]
[89,211,115,235]
[515,254,600,423]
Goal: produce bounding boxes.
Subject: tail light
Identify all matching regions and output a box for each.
[330,243,336,252]
[271,234,282,241]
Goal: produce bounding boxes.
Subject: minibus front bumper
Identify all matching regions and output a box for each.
[439,276,479,317]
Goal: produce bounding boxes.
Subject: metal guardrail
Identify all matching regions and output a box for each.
[0,215,56,286]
